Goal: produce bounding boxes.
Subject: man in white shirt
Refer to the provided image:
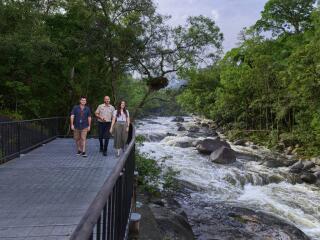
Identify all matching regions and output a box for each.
[95,96,115,156]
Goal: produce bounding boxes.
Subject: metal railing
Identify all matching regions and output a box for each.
[70,125,136,240]
[0,117,66,164]
[0,117,137,240]
[0,117,119,163]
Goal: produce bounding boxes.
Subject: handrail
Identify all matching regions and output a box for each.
[0,117,65,164]
[0,116,64,124]
[70,125,136,240]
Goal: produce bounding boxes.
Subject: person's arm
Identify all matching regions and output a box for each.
[126,110,130,132]
[110,111,116,133]
[95,106,102,121]
[70,107,75,130]
[87,108,92,131]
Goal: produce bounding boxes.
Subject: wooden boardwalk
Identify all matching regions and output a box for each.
[0,138,119,240]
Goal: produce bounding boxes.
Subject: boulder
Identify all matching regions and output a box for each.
[302,161,316,171]
[263,156,296,168]
[263,158,296,168]
[145,133,167,142]
[201,122,210,128]
[186,202,310,240]
[166,132,177,137]
[172,116,184,122]
[192,140,201,147]
[301,173,317,184]
[210,146,236,164]
[289,160,304,173]
[314,171,320,179]
[174,141,192,148]
[177,126,186,131]
[310,166,320,173]
[233,139,247,146]
[188,126,200,133]
[196,139,231,155]
[149,202,194,240]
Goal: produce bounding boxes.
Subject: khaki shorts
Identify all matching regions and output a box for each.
[73,128,88,141]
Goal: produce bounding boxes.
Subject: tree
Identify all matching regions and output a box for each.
[84,0,156,103]
[255,0,316,36]
[130,15,223,119]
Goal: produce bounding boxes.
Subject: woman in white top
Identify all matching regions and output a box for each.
[110,100,130,156]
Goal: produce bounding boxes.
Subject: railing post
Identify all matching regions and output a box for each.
[40,120,44,141]
[1,125,4,163]
[17,122,21,157]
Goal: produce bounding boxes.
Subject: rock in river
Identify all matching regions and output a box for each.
[301,173,317,184]
[172,116,184,122]
[210,146,236,164]
[302,161,316,171]
[177,126,186,131]
[289,160,304,173]
[196,138,231,155]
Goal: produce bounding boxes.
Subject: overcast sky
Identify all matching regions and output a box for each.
[154,0,269,52]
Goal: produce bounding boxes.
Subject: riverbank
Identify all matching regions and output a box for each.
[136,116,320,239]
[129,189,195,240]
[190,115,320,187]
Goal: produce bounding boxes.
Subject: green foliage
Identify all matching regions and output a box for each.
[135,135,146,146]
[0,0,223,120]
[177,67,220,117]
[162,167,180,194]
[254,0,316,36]
[135,151,161,195]
[177,1,320,157]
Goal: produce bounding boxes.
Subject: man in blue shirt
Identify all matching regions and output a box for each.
[70,96,92,157]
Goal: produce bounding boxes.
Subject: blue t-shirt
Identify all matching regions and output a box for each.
[71,105,91,130]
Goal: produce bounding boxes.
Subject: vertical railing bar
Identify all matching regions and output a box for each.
[96,214,101,240]
[17,122,20,157]
[111,187,116,240]
[102,205,107,240]
[107,195,112,240]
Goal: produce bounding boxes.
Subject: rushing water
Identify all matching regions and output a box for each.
[136,116,320,239]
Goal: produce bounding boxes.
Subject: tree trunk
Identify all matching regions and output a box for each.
[131,88,153,122]
[110,59,117,104]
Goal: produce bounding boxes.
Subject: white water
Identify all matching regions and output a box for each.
[136,116,320,239]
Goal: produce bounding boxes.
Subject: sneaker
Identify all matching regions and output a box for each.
[81,152,88,158]
[76,150,82,155]
[103,151,107,156]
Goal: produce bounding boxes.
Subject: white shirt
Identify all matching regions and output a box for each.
[113,110,129,122]
[95,104,115,122]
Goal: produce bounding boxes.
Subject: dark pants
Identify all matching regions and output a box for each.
[98,122,111,152]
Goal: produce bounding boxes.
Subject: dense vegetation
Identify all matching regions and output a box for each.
[1,0,320,156]
[177,0,320,157]
[0,0,222,119]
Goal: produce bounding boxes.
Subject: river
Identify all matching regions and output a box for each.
[136,116,320,240]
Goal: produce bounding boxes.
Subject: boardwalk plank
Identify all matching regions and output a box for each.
[0,138,119,239]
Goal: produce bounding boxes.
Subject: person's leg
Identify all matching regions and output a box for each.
[122,125,128,151]
[80,129,88,157]
[103,122,111,155]
[98,122,104,152]
[73,130,81,154]
[120,124,125,152]
[114,123,121,157]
